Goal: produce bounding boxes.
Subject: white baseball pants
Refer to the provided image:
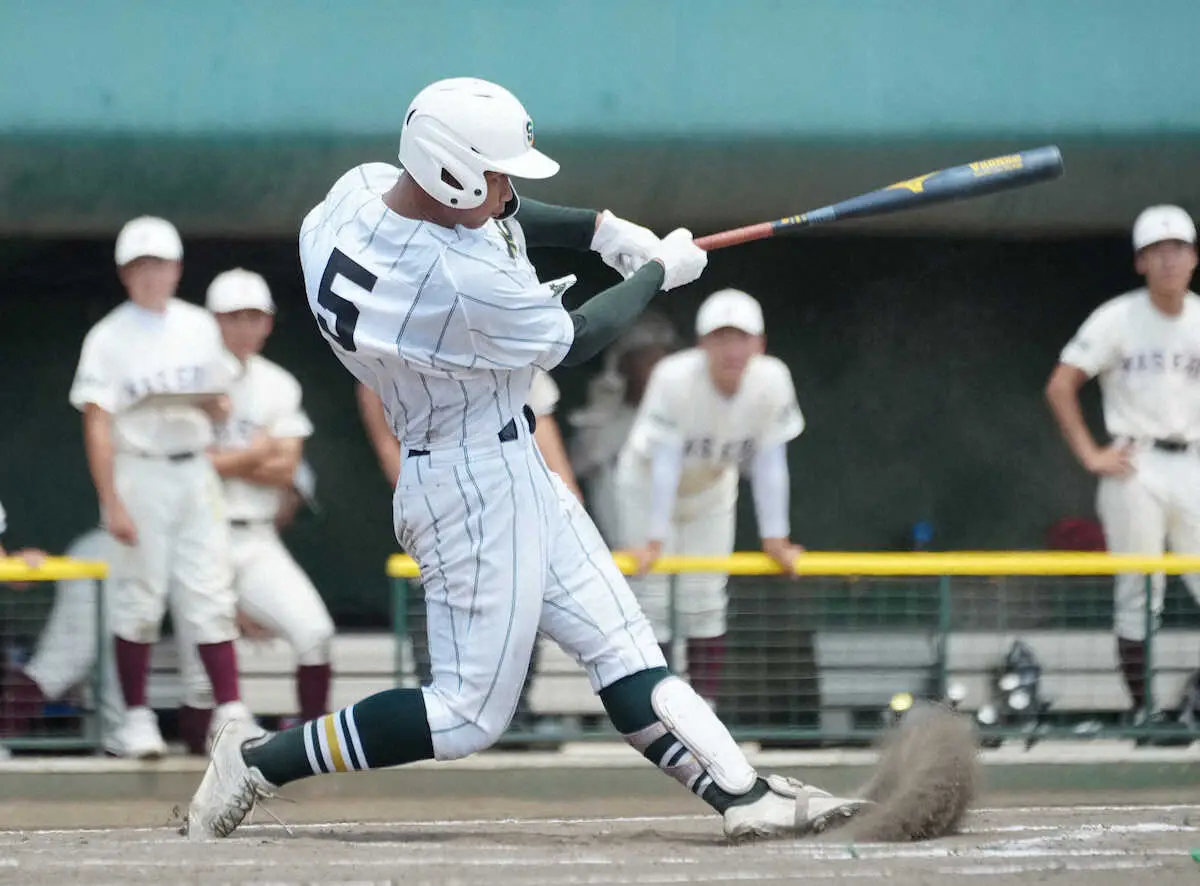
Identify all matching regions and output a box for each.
[612,485,736,643]
[23,571,212,739]
[228,523,334,666]
[1097,445,1200,641]
[394,427,665,762]
[110,454,238,645]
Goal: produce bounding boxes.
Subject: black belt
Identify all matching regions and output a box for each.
[407,405,536,458]
[131,451,197,462]
[1152,438,1194,453]
[229,519,273,528]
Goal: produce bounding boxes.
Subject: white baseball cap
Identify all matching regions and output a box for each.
[114,216,183,266]
[206,268,275,314]
[695,288,765,337]
[1132,205,1196,252]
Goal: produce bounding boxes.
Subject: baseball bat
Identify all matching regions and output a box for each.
[693,145,1064,251]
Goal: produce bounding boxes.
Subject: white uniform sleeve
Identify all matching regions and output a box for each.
[201,317,237,394]
[454,270,577,372]
[527,370,561,417]
[0,498,7,537]
[69,327,118,413]
[750,443,790,539]
[1059,302,1123,378]
[624,361,685,457]
[270,375,314,439]
[756,359,806,449]
[647,437,685,541]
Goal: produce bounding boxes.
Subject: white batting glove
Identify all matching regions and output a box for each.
[590,210,661,279]
[650,228,707,291]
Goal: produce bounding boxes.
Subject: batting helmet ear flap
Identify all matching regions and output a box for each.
[407,135,490,209]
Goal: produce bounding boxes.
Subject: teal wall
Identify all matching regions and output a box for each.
[4,0,1200,137]
[3,1,1200,235]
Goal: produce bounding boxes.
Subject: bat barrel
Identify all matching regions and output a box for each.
[696,145,1065,250]
[827,145,1065,224]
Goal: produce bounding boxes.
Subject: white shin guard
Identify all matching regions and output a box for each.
[625,675,757,797]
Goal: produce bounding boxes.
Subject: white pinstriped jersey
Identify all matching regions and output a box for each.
[298,163,576,449]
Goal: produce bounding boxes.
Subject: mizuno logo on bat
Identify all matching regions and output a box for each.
[887,173,934,194]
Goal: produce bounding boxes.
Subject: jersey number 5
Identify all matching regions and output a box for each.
[317,248,377,352]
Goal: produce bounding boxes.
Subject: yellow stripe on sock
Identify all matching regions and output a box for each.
[322,715,348,772]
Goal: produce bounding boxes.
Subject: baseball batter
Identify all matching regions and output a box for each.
[187,77,866,841]
[70,216,251,758]
[1046,204,1200,735]
[614,289,806,706]
[206,268,336,727]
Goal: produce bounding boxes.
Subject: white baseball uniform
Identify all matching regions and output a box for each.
[614,349,805,641]
[1059,287,1200,640]
[570,399,639,546]
[527,368,560,419]
[215,354,334,667]
[22,528,211,750]
[299,162,663,760]
[70,299,238,646]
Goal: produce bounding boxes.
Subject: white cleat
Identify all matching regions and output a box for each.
[206,700,257,753]
[723,775,872,841]
[184,717,274,841]
[111,706,168,760]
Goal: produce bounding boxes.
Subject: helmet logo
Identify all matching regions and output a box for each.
[525,118,534,147]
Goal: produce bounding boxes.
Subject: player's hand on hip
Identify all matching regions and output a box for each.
[103,498,138,546]
[651,229,708,291]
[628,539,664,577]
[1084,443,1134,477]
[762,537,805,578]
[591,210,660,280]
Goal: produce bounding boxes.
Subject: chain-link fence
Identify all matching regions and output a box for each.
[389,552,1200,747]
[0,557,107,754]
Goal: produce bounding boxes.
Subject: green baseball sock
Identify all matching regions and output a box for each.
[600,667,768,813]
[243,687,434,787]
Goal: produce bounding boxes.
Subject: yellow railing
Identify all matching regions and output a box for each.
[0,557,108,583]
[386,550,1200,578]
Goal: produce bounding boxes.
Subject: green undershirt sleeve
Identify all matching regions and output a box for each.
[517,198,598,250]
[561,262,666,367]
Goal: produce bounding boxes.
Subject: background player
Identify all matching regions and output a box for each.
[0,500,47,759]
[188,77,866,841]
[69,216,250,758]
[569,311,679,544]
[206,268,336,731]
[1046,204,1200,742]
[614,289,806,708]
[356,368,580,743]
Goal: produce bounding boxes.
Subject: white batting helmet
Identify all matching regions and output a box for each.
[397,77,559,213]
